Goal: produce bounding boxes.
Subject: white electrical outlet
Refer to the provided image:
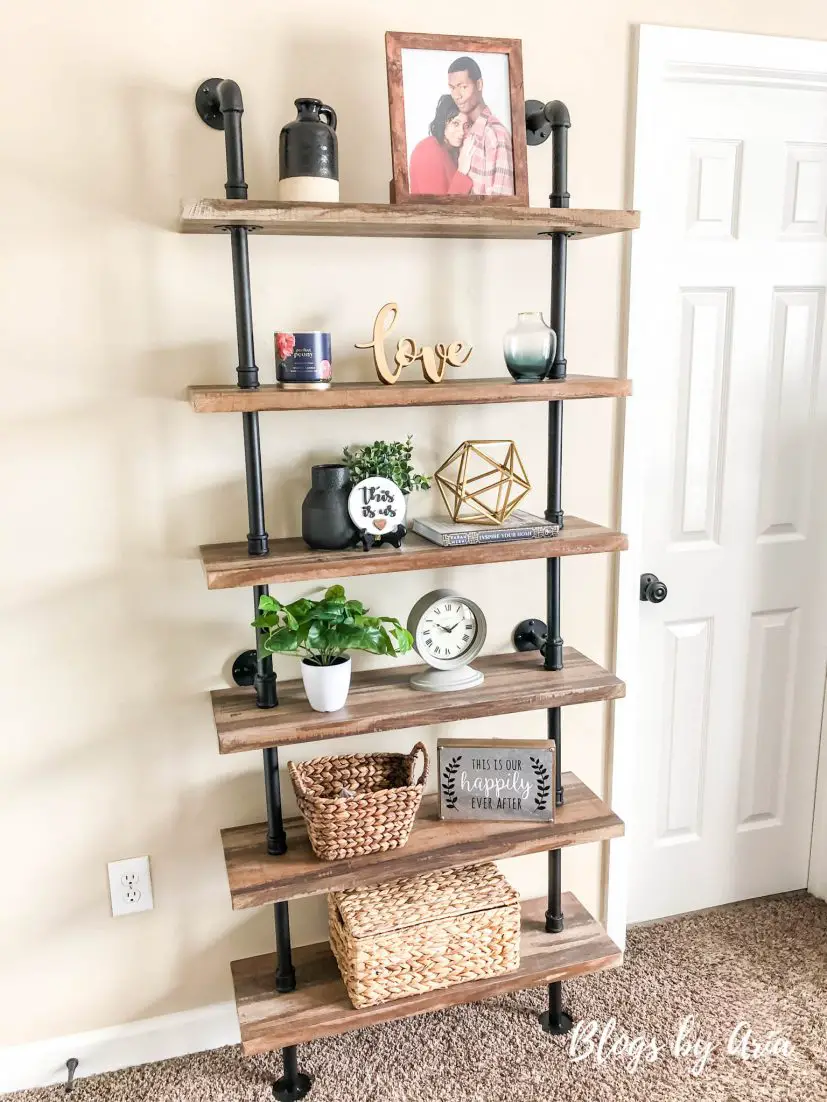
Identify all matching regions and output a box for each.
[107,856,154,917]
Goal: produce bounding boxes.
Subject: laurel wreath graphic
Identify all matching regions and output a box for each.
[530,757,551,812]
[441,755,462,810]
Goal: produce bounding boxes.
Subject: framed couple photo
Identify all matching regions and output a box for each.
[385,32,528,205]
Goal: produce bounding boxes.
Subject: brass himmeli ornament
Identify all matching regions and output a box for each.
[355,302,473,385]
[435,441,531,525]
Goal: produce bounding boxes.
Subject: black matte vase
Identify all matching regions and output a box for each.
[302,464,357,550]
[279,98,339,202]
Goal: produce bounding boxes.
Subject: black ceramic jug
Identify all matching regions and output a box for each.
[279,98,339,202]
[302,464,357,550]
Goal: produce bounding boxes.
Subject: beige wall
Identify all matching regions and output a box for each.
[3,0,827,1049]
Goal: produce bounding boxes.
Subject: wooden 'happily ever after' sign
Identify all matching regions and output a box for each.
[438,739,555,822]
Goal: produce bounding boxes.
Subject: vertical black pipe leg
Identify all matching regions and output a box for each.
[548,707,564,808]
[544,558,564,674]
[264,747,287,855]
[545,848,564,933]
[274,901,296,992]
[254,585,278,709]
[539,981,573,1036]
[273,1045,312,1101]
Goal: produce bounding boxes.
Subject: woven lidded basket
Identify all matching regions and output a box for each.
[288,742,428,861]
[329,862,520,1008]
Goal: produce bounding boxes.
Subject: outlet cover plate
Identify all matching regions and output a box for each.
[107,856,154,917]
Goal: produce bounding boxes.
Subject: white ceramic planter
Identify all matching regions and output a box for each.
[301,656,352,712]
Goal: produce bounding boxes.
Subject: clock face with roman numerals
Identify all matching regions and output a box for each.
[408,589,487,671]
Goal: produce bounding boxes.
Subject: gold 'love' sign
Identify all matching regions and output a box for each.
[355,302,473,385]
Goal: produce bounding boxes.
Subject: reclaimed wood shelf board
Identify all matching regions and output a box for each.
[231,892,620,1052]
[188,375,631,413]
[221,774,623,910]
[211,648,625,755]
[200,516,627,590]
[181,199,640,240]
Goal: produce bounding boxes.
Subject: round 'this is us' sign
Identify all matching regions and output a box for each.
[348,476,406,537]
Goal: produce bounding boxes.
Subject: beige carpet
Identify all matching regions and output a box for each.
[9,892,827,1101]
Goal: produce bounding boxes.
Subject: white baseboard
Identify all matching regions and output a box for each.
[0,1001,239,1095]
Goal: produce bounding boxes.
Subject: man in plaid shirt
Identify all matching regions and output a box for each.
[448,56,514,196]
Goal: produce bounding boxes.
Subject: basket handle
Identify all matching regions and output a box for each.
[407,741,429,786]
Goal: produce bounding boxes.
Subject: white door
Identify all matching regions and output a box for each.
[623,27,827,922]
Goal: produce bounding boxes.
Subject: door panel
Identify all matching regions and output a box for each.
[627,36,827,921]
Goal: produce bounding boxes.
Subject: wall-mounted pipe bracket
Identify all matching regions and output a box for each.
[513,618,548,654]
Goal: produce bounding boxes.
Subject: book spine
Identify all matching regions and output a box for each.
[413,521,559,546]
[443,527,557,547]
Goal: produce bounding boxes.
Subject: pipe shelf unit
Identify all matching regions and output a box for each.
[188,78,636,1100]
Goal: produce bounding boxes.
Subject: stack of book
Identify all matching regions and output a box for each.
[412,509,559,548]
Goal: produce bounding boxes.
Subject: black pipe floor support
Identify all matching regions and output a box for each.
[539,981,574,1036]
[273,1045,312,1101]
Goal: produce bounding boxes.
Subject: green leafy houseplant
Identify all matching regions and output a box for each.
[342,436,431,494]
[253,586,413,667]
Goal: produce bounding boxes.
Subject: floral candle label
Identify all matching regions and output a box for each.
[437,739,555,821]
[275,331,332,388]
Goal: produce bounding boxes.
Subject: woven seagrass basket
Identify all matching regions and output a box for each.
[329,862,520,1008]
[288,742,428,861]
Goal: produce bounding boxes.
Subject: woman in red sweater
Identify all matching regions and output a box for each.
[409,95,473,196]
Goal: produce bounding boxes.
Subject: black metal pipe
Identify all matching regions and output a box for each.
[544,558,563,675]
[274,902,297,993]
[215,80,269,562]
[215,79,247,199]
[548,706,564,808]
[230,229,259,391]
[242,414,269,556]
[282,1045,299,1078]
[273,1043,312,1100]
[546,397,564,529]
[254,587,278,711]
[264,746,287,855]
[548,100,570,208]
[539,980,573,1035]
[284,1044,302,1079]
[546,102,570,382]
[548,238,567,382]
[542,103,571,953]
[546,848,564,934]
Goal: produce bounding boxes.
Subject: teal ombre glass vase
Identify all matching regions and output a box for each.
[503,312,557,382]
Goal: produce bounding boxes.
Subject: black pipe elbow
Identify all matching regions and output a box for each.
[216,78,244,114]
[544,100,570,128]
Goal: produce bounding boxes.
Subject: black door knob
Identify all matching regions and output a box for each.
[640,573,667,603]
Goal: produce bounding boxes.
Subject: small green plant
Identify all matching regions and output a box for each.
[342,436,431,494]
[253,585,413,667]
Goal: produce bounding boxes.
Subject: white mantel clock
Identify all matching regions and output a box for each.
[407,589,487,692]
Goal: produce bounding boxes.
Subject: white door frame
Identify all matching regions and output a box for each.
[608,24,827,943]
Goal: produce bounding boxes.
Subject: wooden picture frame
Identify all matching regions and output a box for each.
[385,32,528,206]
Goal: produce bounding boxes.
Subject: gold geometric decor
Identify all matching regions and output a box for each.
[434,440,531,525]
